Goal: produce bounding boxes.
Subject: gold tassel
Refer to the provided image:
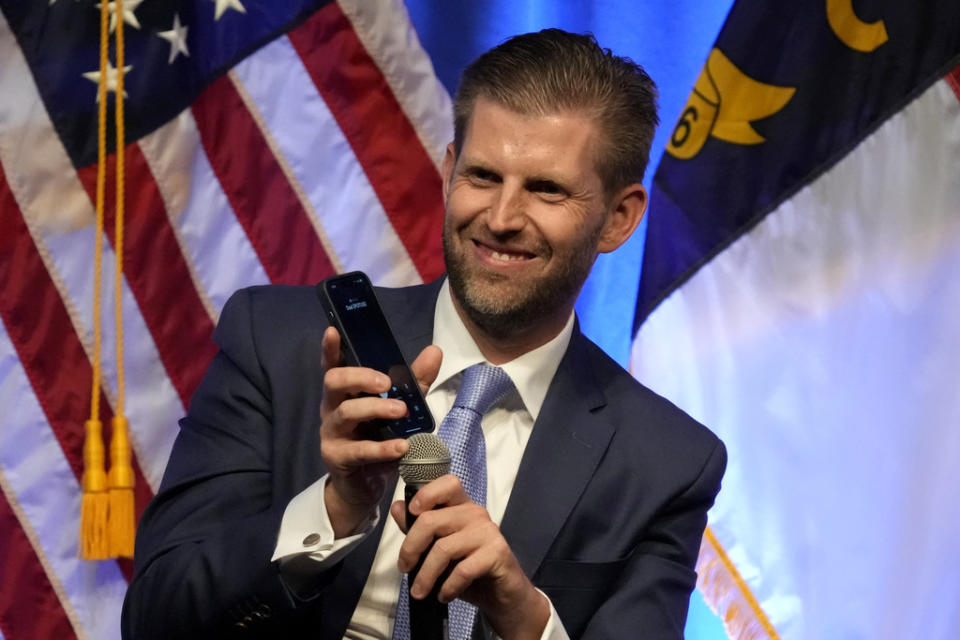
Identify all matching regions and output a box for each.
[106,0,135,560]
[81,0,110,563]
[107,415,135,557]
[80,419,110,560]
[81,0,138,562]
[696,526,781,640]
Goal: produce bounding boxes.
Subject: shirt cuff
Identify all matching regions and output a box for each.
[538,591,570,640]
[271,474,379,566]
[485,589,568,640]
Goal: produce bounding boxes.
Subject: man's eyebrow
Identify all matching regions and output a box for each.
[458,160,574,190]
[460,162,499,177]
[525,174,572,191]
[525,174,564,185]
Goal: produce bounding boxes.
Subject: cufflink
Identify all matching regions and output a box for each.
[302,532,321,546]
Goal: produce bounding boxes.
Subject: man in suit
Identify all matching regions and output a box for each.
[122,29,725,639]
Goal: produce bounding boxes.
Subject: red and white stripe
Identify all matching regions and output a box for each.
[0,0,451,637]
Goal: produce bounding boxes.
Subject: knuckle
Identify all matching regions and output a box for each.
[323,368,340,387]
[465,503,487,520]
[432,538,453,559]
[360,440,382,460]
[418,510,438,528]
[320,440,342,464]
[346,442,371,465]
[450,562,473,583]
[333,404,352,423]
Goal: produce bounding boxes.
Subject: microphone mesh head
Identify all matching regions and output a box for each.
[399,433,451,485]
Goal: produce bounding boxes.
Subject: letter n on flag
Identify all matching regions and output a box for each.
[632,1,960,637]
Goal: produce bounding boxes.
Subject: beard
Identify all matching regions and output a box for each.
[442,217,602,341]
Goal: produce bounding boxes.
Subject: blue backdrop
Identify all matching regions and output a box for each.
[405,1,735,636]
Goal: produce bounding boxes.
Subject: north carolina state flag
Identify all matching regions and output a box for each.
[632,1,960,637]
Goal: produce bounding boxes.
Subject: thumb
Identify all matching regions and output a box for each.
[411,345,442,395]
[390,499,409,533]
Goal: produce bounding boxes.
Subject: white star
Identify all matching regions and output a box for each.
[158,14,190,64]
[210,0,246,21]
[95,0,143,33]
[82,61,133,101]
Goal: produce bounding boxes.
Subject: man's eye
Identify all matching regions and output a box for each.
[468,169,498,183]
[530,181,565,197]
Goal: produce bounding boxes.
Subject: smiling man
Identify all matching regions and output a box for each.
[123,29,726,640]
[442,97,635,362]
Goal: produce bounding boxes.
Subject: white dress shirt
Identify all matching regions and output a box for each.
[273,281,574,639]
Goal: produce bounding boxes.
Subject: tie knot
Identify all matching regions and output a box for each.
[454,364,514,416]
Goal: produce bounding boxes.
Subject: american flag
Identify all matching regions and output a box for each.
[0,1,449,637]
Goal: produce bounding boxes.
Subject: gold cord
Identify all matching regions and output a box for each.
[80,0,112,561]
[82,0,135,560]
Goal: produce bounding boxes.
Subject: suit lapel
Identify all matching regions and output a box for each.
[499,330,615,578]
[380,278,441,363]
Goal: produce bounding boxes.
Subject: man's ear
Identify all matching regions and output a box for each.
[597,183,647,253]
[441,143,457,201]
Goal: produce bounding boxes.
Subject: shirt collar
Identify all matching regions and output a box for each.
[430,279,574,421]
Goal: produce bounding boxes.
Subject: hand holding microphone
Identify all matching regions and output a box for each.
[393,434,549,640]
[397,433,452,640]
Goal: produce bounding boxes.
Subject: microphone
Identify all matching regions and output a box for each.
[398,433,451,640]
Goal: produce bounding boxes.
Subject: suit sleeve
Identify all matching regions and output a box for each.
[583,437,727,639]
[121,288,336,638]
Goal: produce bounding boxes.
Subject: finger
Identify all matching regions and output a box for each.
[323,437,408,469]
[390,499,408,533]
[321,326,342,373]
[411,345,442,395]
[407,474,470,517]
[409,522,500,601]
[397,501,488,572]
[435,535,504,603]
[322,395,408,439]
[321,367,393,416]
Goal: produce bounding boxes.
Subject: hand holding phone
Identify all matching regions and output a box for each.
[317,272,435,440]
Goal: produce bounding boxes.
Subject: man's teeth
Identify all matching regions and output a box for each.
[490,250,526,262]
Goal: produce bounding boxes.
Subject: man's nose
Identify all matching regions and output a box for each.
[486,183,526,233]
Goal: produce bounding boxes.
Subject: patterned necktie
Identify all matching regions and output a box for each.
[393,363,514,640]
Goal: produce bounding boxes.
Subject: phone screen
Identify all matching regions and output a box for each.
[321,273,433,438]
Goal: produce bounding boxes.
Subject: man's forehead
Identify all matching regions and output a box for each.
[467,95,597,131]
[458,98,603,182]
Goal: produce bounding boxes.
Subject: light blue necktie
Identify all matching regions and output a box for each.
[393,363,514,640]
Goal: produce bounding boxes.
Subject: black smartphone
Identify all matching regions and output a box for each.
[317,271,434,440]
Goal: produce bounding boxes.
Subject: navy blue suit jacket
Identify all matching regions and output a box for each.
[122,279,726,639]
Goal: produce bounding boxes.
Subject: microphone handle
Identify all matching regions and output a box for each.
[405,483,448,640]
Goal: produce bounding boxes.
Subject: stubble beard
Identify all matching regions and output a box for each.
[442,219,601,342]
